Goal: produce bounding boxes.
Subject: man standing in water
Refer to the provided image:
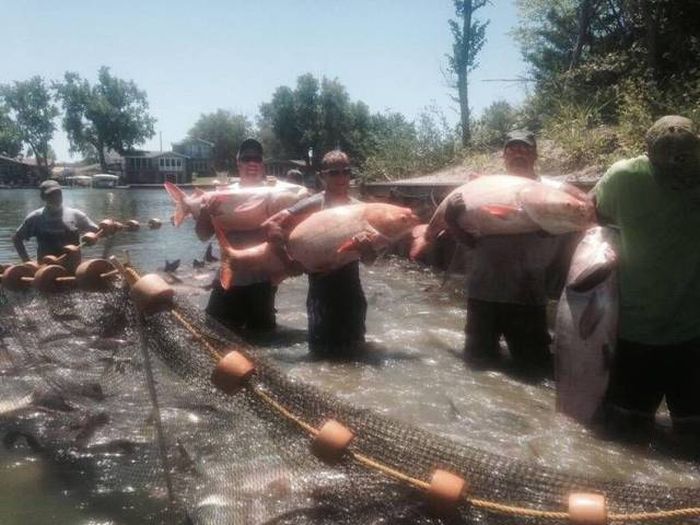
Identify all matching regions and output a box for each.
[595,115,700,443]
[445,131,572,379]
[266,150,374,356]
[198,138,278,332]
[13,180,98,262]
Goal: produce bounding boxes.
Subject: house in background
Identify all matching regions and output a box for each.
[123,150,190,184]
[0,156,42,187]
[172,137,215,178]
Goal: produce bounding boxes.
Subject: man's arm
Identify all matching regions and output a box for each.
[444,192,477,248]
[12,234,30,262]
[76,210,99,233]
[12,216,34,262]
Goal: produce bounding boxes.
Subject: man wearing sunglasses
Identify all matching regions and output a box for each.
[202,138,278,332]
[265,149,374,356]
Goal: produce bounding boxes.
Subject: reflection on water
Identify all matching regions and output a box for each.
[0,188,697,523]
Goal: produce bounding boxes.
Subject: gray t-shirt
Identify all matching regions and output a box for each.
[15,206,98,259]
[467,232,578,305]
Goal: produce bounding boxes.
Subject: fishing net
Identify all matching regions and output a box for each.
[1,274,699,524]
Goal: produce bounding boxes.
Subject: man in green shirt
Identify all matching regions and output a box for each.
[594,115,700,441]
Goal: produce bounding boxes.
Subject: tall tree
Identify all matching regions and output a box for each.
[0,104,23,158]
[446,0,489,147]
[0,76,58,173]
[188,110,252,171]
[54,67,156,170]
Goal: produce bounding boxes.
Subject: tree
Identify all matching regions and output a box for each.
[446,0,489,147]
[472,100,519,148]
[188,110,251,171]
[259,74,372,167]
[0,76,58,173]
[0,104,22,158]
[54,67,156,170]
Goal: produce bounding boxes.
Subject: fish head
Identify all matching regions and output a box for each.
[520,185,595,234]
[364,204,421,240]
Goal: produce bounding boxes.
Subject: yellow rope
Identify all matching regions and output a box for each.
[170,309,222,362]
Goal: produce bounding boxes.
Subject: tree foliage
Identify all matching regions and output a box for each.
[0,104,23,158]
[258,74,458,180]
[54,67,156,170]
[514,0,700,126]
[188,110,252,171]
[259,74,370,166]
[0,76,58,173]
[446,0,490,146]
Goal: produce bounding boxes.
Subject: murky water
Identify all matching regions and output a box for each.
[0,188,697,523]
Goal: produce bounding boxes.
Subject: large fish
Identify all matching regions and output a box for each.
[164,180,309,231]
[215,203,421,288]
[410,174,594,259]
[554,226,619,425]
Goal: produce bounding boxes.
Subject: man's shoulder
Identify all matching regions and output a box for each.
[604,155,650,180]
[23,207,45,221]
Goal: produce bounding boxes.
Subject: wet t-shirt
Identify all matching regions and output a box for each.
[595,155,700,345]
[467,232,573,306]
[15,206,98,259]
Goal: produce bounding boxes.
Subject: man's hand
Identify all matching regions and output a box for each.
[263,210,292,243]
[444,193,477,248]
[354,231,379,264]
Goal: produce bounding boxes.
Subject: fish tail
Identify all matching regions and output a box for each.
[213,224,235,290]
[164,182,190,227]
[409,225,430,260]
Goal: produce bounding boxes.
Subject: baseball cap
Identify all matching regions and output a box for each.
[504,129,537,150]
[645,115,700,150]
[237,138,263,159]
[39,179,62,197]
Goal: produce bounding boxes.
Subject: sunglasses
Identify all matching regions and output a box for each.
[240,155,262,163]
[324,168,352,176]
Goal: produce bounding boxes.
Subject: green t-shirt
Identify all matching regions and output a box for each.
[595,155,700,344]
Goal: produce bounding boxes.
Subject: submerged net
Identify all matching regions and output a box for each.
[1,277,699,524]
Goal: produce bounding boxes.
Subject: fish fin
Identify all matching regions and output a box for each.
[235,196,267,214]
[213,224,235,290]
[481,204,520,219]
[409,234,431,260]
[412,224,428,239]
[164,181,190,227]
[337,237,360,254]
[193,188,206,198]
[578,291,605,339]
[568,263,614,293]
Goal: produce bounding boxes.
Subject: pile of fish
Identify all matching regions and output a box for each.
[410,174,595,258]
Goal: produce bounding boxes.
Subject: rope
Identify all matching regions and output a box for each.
[118,261,700,524]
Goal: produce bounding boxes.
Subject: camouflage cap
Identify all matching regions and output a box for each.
[645,115,700,150]
[646,116,700,190]
[504,129,537,150]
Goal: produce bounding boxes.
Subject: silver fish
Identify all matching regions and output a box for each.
[554,226,619,424]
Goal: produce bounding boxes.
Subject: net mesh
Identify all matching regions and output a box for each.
[1,280,699,524]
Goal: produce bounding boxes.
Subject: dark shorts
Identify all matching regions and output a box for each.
[602,338,700,437]
[307,262,367,355]
[465,299,552,373]
[205,280,277,332]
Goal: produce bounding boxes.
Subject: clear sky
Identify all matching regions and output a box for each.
[4,0,528,161]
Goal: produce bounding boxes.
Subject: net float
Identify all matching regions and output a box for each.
[312,420,354,463]
[211,350,255,394]
[568,493,607,525]
[1,262,39,291]
[74,259,120,291]
[125,219,140,231]
[148,218,162,229]
[108,256,174,315]
[428,469,468,509]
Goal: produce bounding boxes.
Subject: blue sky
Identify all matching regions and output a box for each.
[4,0,528,161]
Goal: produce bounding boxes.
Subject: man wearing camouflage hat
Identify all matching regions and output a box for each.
[594,115,700,442]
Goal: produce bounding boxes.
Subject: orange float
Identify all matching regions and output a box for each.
[312,420,354,463]
[211,350,255,394]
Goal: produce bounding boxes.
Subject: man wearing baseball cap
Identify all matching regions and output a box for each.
[198,138,279,332]
[12,179,98,262]
[445,130,574,381]
[594,115,700,442]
